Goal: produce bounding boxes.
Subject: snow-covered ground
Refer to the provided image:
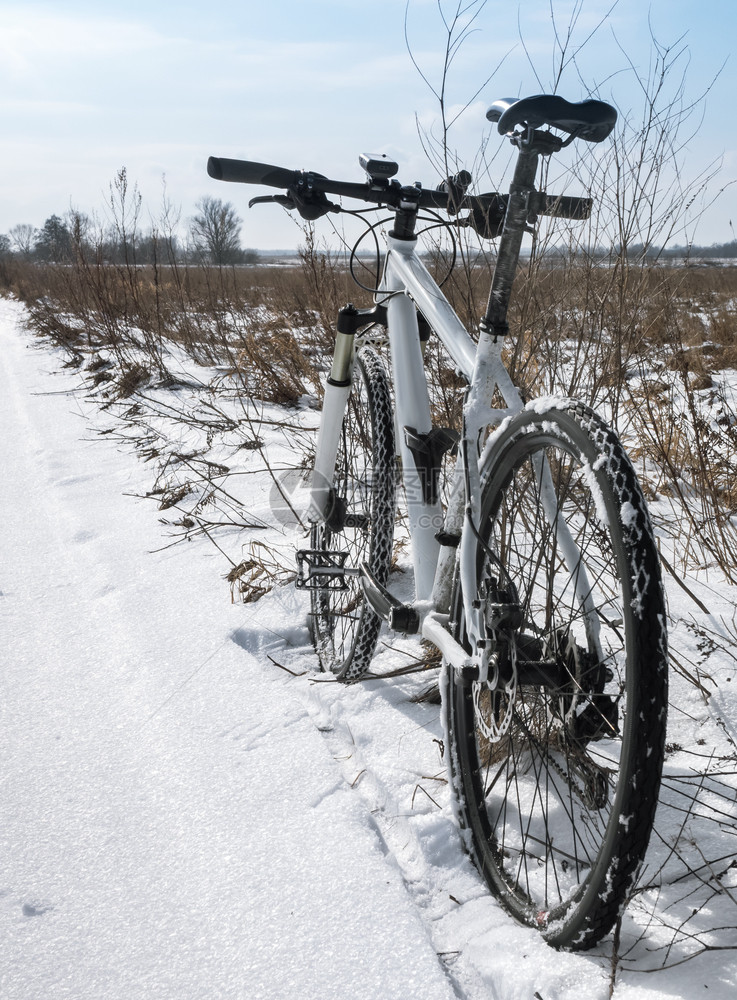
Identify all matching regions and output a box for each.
[2,295,736,999]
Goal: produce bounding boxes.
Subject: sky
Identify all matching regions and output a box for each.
[1,0,736,250]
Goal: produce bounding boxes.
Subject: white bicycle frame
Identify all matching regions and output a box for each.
[309,230,601,679]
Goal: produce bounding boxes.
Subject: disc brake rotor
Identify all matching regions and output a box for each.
[472,641,517,743]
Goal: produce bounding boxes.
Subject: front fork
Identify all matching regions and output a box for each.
[308,287,445,609]
[307,325,355,525]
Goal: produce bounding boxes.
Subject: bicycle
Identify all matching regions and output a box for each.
[207,94,669,951]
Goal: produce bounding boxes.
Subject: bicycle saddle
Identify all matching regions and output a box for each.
[487,95,617,143]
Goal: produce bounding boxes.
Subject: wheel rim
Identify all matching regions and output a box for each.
[456,431,639,933]
[310,351,393,675]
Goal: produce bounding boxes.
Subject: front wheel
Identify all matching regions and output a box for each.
[310,347,395,682]
[445,401,668,949]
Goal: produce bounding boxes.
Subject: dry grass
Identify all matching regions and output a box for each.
[1,253,354,405]
[4,237,737,580]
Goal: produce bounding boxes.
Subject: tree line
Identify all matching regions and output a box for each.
[0,193,259,266]
[3,178,737,267]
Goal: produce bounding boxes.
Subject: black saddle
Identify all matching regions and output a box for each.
[487,95,617,143]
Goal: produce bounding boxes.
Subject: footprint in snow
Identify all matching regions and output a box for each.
[22,901,54,917]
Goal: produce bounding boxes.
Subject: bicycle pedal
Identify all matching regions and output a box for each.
[296,549,358,591]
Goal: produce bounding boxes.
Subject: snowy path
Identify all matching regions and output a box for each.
[2,296,736,1000]
[0,299,457,999]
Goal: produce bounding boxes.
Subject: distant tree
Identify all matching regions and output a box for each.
[108,167,142,265]
[66,209,95,260]
[9,223,36,259]
[135,228,183,265]
[706,240,737,258]
[34,214,72,262]
[0,233,10,258]
[189,196,243,265]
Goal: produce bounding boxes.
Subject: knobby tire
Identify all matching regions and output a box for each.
[445,401,668,949]
[310,347,396,682]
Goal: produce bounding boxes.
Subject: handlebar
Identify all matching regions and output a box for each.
[206,155,593,230]
[207,155,455,212]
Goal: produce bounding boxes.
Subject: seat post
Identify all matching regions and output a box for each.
[481,144,540,339]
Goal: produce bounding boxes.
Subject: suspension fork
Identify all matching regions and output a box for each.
[308,325,355,524]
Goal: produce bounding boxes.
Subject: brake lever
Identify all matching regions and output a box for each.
[248,190,340,221]
[248,194,296,209]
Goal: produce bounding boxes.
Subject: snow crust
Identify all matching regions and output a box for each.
[0,300,454,1000]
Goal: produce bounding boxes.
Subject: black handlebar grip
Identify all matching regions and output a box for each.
[538,194,592,220]
[207,156,297,189]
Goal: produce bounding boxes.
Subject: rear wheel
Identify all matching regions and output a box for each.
[445,402,667,949]
[310,347,395,682]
